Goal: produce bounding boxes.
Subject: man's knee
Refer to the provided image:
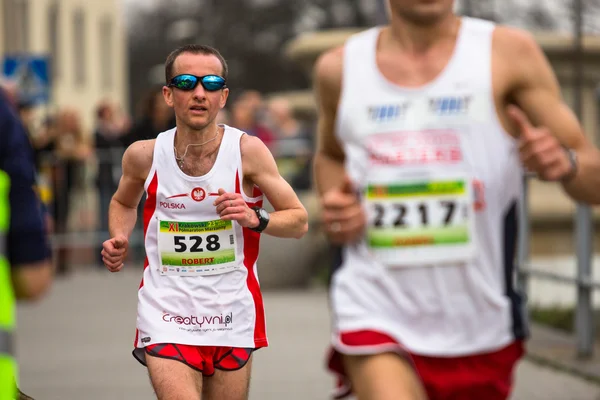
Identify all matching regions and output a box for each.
[146,354,202,400]
[343,352,427,400]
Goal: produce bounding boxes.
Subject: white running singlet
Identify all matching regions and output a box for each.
[133,125,267,356]
[330,17,527,356]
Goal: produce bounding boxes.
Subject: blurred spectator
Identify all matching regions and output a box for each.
[53,108,91,275]
[94,101,130,266]
[29,116,58,173]
[238,90,265,119]
[230,91,275,149]
[267,97,313,191]
[123,86,175,146]
[267,97,312,158]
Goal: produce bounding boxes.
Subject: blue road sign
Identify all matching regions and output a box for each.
[3,55,51,105]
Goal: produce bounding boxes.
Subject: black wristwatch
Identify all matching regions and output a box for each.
[249,207,270,233]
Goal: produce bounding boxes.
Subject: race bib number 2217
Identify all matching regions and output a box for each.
[365,178,476,266]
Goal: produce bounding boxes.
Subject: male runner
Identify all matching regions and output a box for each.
[313,1,600,399]
[102,44,308,400]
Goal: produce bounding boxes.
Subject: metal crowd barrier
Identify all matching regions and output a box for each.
[38,148,146,265]
[517,175,598,359]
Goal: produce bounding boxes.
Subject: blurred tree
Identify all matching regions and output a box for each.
[461,0,497,21]
[126,0,377,115]
[524,2,559,30]
[126,0,600,114]
[458,0,600,33]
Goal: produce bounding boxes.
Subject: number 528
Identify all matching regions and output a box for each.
[173,235,221,252]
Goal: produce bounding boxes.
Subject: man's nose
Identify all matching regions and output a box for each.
[192,83,207,100]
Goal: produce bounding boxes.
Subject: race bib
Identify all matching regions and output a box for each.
[157,219,239,276]
[365,177,476,267]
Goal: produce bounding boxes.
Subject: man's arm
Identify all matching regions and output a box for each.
[0,99,52,300]
[241,135,308,239]
[311,47,367,243]
[312,47,347,196]
[108,140,153,239]
[498,27,600,204]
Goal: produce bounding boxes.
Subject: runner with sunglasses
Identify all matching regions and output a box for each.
[102,44,308,400]
[313,1,600,399]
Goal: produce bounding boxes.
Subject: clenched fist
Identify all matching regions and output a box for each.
[213,188,259,228]
[102,235,129,273]
[321,176,366,245]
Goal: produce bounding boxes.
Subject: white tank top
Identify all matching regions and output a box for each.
[134,125,268,349]
[333,17,526,355]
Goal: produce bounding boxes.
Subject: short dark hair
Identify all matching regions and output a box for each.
[164,44,228,84]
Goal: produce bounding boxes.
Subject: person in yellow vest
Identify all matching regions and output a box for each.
[0,88,53,399]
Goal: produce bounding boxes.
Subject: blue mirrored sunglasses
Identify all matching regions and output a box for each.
[168,74,227,91]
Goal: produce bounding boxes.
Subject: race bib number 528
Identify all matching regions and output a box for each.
[157,219,238,276]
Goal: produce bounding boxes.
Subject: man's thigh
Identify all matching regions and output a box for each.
[343,352,427,400]
[202,356,253,400]
[146,353,203,400]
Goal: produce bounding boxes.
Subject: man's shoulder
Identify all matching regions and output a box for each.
[492,25,543,61]
[240,130,279,164]
[313,46,345,107]
[239,131,266,154]
[492,24,550,90]
[319,45,344,62]
[123,139,155,171]
[314,45,344,81]
[128,138,156,155]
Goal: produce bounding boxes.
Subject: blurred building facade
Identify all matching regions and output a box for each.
[0,0,128,132]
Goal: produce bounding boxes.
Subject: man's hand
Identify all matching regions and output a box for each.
[508,105,575,182]
[321,176,365,244]
[102,235,128,273]
[214,188,259,228]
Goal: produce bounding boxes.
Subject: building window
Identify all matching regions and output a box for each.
[73,9,86,85]
[48,1,60,78]
[99,16,113,89]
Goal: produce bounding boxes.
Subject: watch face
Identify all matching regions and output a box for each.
[259,208,270,221]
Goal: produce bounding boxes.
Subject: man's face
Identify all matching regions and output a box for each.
[387,0,455,25]
[162,53,229,131]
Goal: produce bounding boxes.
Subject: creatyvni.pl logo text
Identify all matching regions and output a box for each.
[162,312,233,328]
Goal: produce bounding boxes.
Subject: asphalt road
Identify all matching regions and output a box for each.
[14,270,600,400]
